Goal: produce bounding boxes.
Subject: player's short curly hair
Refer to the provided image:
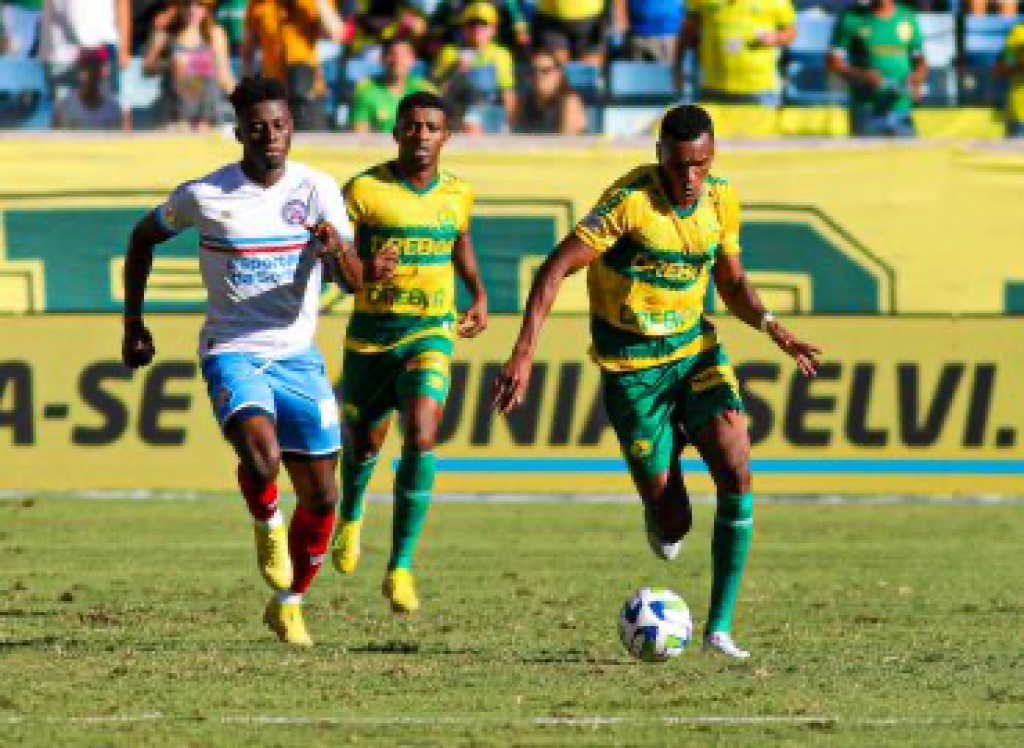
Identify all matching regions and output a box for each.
[229,75,288,117]
[396,91,453,127]
[660,104,714,142]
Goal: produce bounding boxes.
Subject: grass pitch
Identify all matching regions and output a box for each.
[1,496,1022,746]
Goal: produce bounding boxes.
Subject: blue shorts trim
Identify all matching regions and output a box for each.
[201,347,341,456]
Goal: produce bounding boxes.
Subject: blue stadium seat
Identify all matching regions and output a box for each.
[119,57,162,129]
[603,105,663,137]
[914,14,957,107]
[784,11,844,106]
[0,57,49,129]
[564,62,601,103]
[962,15,1017,105]
[607,61,677,104]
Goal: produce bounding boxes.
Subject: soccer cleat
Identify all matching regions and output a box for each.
[702,631,750,660]
[643,506,682,561]
[254,522,293,592]
[331,519,362,575]
[264,597,313,647]
[382,568,419,613]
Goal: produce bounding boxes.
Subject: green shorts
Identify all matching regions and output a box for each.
[341,335,453,430]
[602,344,745,479]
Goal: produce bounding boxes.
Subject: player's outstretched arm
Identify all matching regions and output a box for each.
[491,235,598,413]
[122,211,174,369]
[713,254,821,377]
[453,232,488,338]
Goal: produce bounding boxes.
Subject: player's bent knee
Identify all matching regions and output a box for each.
[303,484,338,514]
[713,457,752,495]
[242,443,281,486]
[408,431,438,453]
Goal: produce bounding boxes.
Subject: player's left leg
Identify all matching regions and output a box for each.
[602,365,692,560]
[691,409,754,660]
[260,349,341,646]
[383,345,451,613]
[263,454,339,647]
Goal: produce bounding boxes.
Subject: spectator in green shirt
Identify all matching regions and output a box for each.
[349,34,433,133]
[214,0,248,54]
[827,0,927,137]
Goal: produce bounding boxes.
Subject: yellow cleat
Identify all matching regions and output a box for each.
[264,597,313,647]
[255,522,293,592]
[382,568,420,614]
[331,519,362,575]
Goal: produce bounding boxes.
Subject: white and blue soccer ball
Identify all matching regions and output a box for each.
[618,587,692,662]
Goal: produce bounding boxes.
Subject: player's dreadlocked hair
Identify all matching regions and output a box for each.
[396,91,453,127]
[660,104,714,142]
[229,75,288,117]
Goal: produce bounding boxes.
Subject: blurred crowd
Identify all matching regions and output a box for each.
[1,1,1022,137]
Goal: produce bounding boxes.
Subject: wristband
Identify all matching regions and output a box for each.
[759,311,775,333]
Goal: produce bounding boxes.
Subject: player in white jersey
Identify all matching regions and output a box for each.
[120,77,364,646]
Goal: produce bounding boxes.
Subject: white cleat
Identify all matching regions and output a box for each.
[703,632,750,660]
[643,506,682,561]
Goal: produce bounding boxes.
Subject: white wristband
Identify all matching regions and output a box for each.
[759,311,775,333]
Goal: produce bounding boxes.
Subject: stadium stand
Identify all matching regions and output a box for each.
[962,14,1018,105]
[1,5,1022,136]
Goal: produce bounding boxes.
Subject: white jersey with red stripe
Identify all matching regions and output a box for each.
[155,161,353,358]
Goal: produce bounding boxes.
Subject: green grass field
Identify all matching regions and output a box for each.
[1,496,1022,746]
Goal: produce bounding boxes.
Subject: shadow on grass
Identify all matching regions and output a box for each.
[522,650,626,666]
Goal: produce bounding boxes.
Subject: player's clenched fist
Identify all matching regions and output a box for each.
[367,246,400,283]
[310,220,362,291]
[490,349,532,413]
[121,318,156,369]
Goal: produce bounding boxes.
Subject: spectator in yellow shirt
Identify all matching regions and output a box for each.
[434,1,516,132]
[677,0,796,106]
[531,0,607,66]
[995,22,1024,137]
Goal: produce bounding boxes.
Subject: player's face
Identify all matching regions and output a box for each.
[237,100,293,171]
[394,106,449,169]
[657,133,714,205]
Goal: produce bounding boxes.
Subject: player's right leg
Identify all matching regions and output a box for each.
[201,353,291,592]
[332,346,396,575]
[602,366,692,560]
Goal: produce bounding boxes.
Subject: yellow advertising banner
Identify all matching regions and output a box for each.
[2,315,1021,495]
[2,139,1023,315]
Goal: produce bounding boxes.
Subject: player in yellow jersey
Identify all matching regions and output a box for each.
[492,105,820,659]
[332,92,488,613]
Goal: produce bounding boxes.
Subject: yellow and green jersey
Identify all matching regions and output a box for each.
[1002,23,1024,124]
[343,162,474,353]
[690,0,796,95]
[574,164,741,373]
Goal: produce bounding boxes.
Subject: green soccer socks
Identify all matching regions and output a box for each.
[706,491,753,635]
[389,448,436,570]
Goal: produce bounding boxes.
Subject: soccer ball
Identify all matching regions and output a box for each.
[618,587,692,662]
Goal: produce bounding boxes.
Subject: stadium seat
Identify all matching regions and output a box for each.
[607,61,677,104]
[119,57,162,129]
[962,15,1017,106]
[784,11,845,106]
[916,13,956,107]
[603,105,663,137]
[564,62,601,103]
[0,56,49,129]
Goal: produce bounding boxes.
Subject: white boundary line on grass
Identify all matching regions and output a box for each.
[1,490,1023,505]
[2,713,1021,730]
